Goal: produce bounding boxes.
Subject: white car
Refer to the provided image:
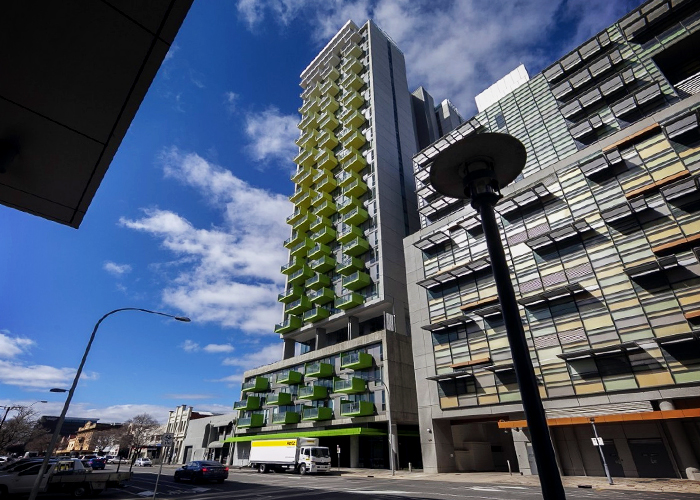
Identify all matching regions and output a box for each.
[134,458,152,467]
[108,456,129,464]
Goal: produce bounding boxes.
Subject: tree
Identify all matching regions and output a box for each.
[0,407,38,453]
[92,428,121,454]
[121,413,159,463]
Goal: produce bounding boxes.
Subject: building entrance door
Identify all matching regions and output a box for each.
[600,440,625,477]
[628,438,677,478]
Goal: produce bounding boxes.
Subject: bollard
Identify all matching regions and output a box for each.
[408,462,412,473]
[507,460,512,476]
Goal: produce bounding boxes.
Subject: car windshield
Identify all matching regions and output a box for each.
[201,461,221,466]
[311,448,329,458]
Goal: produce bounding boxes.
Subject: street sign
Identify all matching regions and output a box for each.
[162,432,174,447]
[591,437,604,446]
[337,445,341,454]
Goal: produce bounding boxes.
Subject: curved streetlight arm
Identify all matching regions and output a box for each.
[28,308,189,500]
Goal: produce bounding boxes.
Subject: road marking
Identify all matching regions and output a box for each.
[500,486,528,489]
[469,487,503,491]
[353,490,412,495]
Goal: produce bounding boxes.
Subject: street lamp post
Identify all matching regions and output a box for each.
[430,133,565,500]
[372,370,395,476]
[28,308,190,500]
[0,401,47,432]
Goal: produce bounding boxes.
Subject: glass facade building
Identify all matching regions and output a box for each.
[405,0,700,479]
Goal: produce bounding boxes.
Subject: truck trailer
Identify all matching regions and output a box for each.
[249,438,331,474]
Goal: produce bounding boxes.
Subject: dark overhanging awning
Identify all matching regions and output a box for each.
[518,283,585,308]
[525,220,591,250]
[421,316,474,332]
[558,341,641,361]
[414,231,451,251]
[417,258,491,289]
[426,371,475,382]
[496,182,552,216]
[624,256,678,278]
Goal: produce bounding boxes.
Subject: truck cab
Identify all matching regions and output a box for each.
[298,446,331,474]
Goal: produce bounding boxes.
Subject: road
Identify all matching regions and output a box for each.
[71,466,699,500]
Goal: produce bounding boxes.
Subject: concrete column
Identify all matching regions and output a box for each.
[660,400,700,480]
[511,428,537,475]
[283,338,295,359]
[315,328,327,350]
[348,316,360,340]
[350,435,360,468]
[420,417,455,473]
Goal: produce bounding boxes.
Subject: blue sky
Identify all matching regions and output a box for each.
[1,0,639,423]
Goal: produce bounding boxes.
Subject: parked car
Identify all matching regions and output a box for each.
[83,457,106,470]
[134,458,152,467]
[107,456,128,464]
[174,461,228,484]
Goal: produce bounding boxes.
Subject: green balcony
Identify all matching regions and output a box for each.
[308,287,334,305]
[333,377,367,394]
[309,215,331,233]
[307,242,331,260]
[315,199,337,217]
[315,172,337,192]
[289,187,310,205]
[292,167,314,188]
[341,176,367,196]
[306,82,321,99]
[285,296,312,316]
[343,43,362,59]
[342,153,366,173]
[299,97,320,115]
[288,265,313,286]
[298,113,320,131]
[311,226,337,244]
[341,72,363,91]
[340,401,374,417]
[337,224,363,244]
[293,147,317,168]
[274,315,302,334]
[318,111,339,131]
[342,237,369,257]
[316,152,338,172]
[281,258,304,278]
[283,231,304,249]
[343,207,368,225]
[290,238,313,258]
[266,392,293,406]
[310,255,335,273]
[237,414,265,428]
[295,130,316,149]
[272,411,301,425]
[341,351,373,370]
[311,191,332,207]
[320,95,339,113]
[242,377,269,393]
[306,273,331,290]
[298,385,328,400]
[320,79,339,96]
[338,196,362,214]
[341,58,363,75]
[341,109,365,128]
[286,208,306,225]
[343,129,366,149]
[317,130,338,150]
[321,65,340,82]
[278,285,303,304]
[337,256,364,275]
[303,306,331,323]
[341,89,364,108]
[305,361,334,378]
[292,213,312,233]
[338,171,361,188]
[302,407,333,421]
[336,292,364,310]
[342,271,370,291]
[233,396,260,411]
[277,369,303,385]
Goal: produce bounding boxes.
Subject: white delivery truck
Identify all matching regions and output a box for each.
[249,438,331,474]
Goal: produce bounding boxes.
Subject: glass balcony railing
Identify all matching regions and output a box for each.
[337,256,364,276]
[302,407,333,421]
[332,377,366,394]
[305,361,334,378]
[335,292,364,310]
[310,255,335,273]
[276,370,303,385]
[307,287,334,304]
[237,414,265,428]
[342,206,368,225]
[274,315,302,334]
[298,385,328,400]
[342,236,369,257]
[340,401,374,417]
[265,392,292,406]
[305,273,331,290]
[303,306,331,323]
[342,270,370,291]
[233,396,260,411]
[341,351,373,370]
[285,296,311,315]
[241,377,269,393]
[278,285,302,304]
[272,411,301,425]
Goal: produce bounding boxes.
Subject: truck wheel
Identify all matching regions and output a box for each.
[0,485,8,497]
[258,463,267,473]
[299,463,307,475]
[72,484,90,498]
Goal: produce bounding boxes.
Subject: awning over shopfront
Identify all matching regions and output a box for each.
[207,441,225,449]
[498,408,700,429]
[224,427,386,443]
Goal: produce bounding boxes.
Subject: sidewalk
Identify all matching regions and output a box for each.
[325,468,700,494]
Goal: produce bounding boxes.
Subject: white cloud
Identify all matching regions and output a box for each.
[222,342,282,370]
[236,0,637,116]
[103,261,132,276]
[0,359,97,390]
[0,332,34,358]
[164,42,180,62]
[203,343,235,353]
[180,340,200,352]
[224,91,239,114]
[244,107,299,166]
[120,148,290,333]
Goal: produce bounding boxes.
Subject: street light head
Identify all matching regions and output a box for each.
[174,316,191,322]
[40,401,47,403]
[50,388,68,393]
[429,133,526,200]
